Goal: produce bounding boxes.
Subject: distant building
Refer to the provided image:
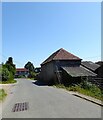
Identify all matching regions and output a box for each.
[95,61,103,66]
[95,61,103,78]
[39,48,96,84]
[81,61,100,73]
[35,67,41,73]
[15,68,29,78]
[96,65,103,78]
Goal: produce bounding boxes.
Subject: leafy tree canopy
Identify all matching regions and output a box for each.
[1,66,10,81]
[5,57,16,77]
[6,57,13,65]
[24,61,35,72]
[0,57,16,81]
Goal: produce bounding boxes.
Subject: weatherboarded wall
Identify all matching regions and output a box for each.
[40,60,81,84]
[40,61,55,83]
[54,60,81,70]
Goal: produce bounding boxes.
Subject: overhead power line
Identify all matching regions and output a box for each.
[0,53,24,66]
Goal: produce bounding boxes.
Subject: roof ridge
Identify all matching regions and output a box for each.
[53,48,81,60]
[53,48,64,59]
[41,48,81,65]
[41,49,60,65]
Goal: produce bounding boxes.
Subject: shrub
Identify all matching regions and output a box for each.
[89,84,101,97]
[2,67,10,81]
[67,86,77,91]
[0,89,7,100]
[17,75,26,78]
[80,80,93,90]
[54,81,102,100]
[28,71,36,78]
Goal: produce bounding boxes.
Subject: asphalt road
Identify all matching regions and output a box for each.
[2,78,101,118]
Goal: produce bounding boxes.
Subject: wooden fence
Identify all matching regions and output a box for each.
[89,77,103,89]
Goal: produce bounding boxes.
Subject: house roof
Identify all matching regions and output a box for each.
[81,61,100,71]
[95,61,103,66]
[16,68,29,72]
[41,48,81,65]
[62,66,97,77]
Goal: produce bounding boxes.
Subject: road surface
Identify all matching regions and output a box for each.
[2,78,101,118]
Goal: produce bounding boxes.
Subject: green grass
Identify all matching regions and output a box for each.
[0,89,7,101]
[54,83,103,101]
[0,79,17,84]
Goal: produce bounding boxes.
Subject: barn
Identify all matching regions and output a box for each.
[39,48,97,85]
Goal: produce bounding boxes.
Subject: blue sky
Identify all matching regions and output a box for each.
[2,2,101,68]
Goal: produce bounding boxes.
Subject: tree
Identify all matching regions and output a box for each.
[24,61,34,72]
[6,57,13,64]
[5,57,16,79]
[0,57,16,81]
[24,61,35,78]
[0,65,2,81]
[5,64,16,76]
[1,65,10,81]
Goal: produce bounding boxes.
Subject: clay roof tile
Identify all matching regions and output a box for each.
[41,48,81,65]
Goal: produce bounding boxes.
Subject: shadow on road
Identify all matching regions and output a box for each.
[32,80,48,86]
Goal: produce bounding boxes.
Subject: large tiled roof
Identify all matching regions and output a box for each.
[41,48,81,65]
[62,66,97,77]
[81,61,100,71]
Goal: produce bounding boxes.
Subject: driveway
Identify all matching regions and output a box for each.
[2,78,101,118]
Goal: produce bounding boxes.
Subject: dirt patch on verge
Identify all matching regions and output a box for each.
[0,83,17,94]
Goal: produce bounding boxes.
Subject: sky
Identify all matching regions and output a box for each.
[2,2,101,68]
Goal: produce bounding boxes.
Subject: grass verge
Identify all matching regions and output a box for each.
[27,78,35,80]
[54,83,103,101]
[0,89,7,101]
[0,79,17,84]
